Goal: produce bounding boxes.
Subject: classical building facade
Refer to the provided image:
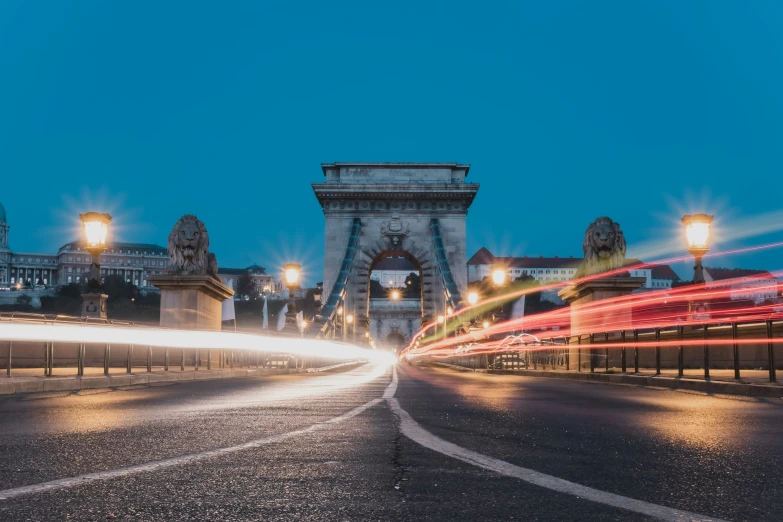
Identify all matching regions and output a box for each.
[0,201,279,294]
[468,247,682,290]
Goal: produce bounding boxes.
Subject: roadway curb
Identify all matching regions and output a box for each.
[430,362,783,398]
[0,361,365,396]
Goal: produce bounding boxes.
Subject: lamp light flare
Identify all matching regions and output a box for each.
[491,266,506,287]
[346,314,354,324]
[446,307,453,316]
[391,290,400,300]
[79,212,112,248]
[682,213,714,251]
[283,263,301,287]
[467,291,479,306]
[437,315,445,324]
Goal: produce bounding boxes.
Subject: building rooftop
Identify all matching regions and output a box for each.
[705,267,776,281]
[58,241,167,253]
[650,264,681,281]
[219,265,271,276]
[468,248,581,269]
[321,162,470,175]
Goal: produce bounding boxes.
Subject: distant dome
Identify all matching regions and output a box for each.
[0,201,5,223]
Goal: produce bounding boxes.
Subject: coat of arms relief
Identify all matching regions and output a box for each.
[380,212,410,247]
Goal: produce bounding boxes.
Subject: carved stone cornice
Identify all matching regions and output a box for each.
[312,183,480,212]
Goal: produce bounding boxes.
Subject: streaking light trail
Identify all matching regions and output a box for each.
[404,240,783,360]
[0,322,396,366]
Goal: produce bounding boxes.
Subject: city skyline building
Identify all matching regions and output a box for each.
[0,201,279,295]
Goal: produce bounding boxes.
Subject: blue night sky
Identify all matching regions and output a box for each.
[2,1,783,285]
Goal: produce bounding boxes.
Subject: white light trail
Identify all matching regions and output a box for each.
[0,322,395,366]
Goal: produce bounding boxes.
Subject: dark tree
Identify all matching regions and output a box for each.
[236,271,255,300]
[15,294,32,307]
[403,272,421,298]
[369,279,386,298]
[102,275,139,301]
[58,283,82,298]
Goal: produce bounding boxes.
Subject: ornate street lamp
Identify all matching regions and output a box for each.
[79,212,111,319]
[283,263,301,332]
[682,214,713,283]
[682,214,713,323]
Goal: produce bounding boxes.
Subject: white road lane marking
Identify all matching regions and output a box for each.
[0,372,396,501]
[388,366,728,522]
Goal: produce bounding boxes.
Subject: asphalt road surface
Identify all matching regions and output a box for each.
[0,361,781,521]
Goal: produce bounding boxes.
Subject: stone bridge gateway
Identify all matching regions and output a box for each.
[312,163,479,345]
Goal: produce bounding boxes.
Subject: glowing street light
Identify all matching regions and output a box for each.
[491,265,507,287]
[282,263,301,333]
[446,306,453,316]
[467,291,479,306]
[283,263,301,287]
[437,315,445,324]
[79,212,112,319]
[681,214,713,283]
[390,289,400,300]
[80,212,111,249]
[483,320,490,329]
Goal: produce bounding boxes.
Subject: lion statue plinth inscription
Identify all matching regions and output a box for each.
[147,215,233,331]
[574,217,627,279]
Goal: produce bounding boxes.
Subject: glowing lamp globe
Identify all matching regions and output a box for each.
[682,214,713,252]
[346,314,354,324]
[491,266,506,287]
[447,306,453,316]
[437,315,445,324]
[79,212,112,249]
[467,291,479,306]
[483,320,490,329]
[283,263,301,288]
[391,289,400,300]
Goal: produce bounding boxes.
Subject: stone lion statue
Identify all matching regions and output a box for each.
[166,215,219,280]
[574,217,627,278]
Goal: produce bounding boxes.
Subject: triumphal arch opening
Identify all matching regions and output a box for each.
[313,163,479,347]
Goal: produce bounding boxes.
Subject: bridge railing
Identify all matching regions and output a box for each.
[0,313,359,378]
[420,319,781,383]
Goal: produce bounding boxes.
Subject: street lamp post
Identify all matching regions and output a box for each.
[283,263,301,333]
[683,214,714,379]
[338,304,345,342]
[347,313,354,343]
[79,212,111,319]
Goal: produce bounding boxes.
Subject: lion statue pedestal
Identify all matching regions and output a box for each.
[558,217,645,371]
[147,215,233,331]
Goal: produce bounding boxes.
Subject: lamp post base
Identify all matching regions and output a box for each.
[81,293,108,320]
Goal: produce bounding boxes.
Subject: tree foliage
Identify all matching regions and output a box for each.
[236,271,255,300]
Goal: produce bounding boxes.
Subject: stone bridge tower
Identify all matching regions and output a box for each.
[313,163,479,342]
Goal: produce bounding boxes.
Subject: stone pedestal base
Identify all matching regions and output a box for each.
[558,276,646,370]
[147,275,234,331]
[81,293,108,319]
